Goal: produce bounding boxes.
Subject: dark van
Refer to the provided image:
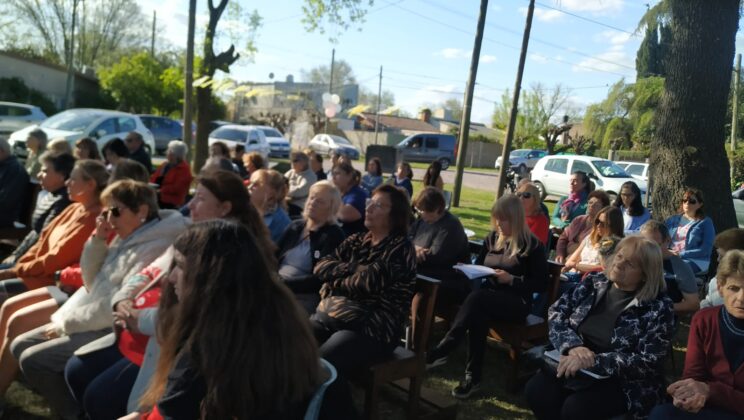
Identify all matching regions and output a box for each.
[396,133,456,169]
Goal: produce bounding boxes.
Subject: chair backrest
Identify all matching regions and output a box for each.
[443,190,452,210]
[409,274,440,356]
[544,261,564,317]
[468,239,484,264]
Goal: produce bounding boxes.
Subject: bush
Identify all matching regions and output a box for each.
[0,77,57,115]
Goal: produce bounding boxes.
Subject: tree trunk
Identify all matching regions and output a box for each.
[194,85,212,171]
[651,0,739,233]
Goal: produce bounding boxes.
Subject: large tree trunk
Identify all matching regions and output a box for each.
[194,85,212,171]
[651,0,739,233]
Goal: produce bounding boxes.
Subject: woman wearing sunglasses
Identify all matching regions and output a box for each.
[9,180,187,419]
[516,183,549,246]
[664,188,715,274]
[562,206,624,282]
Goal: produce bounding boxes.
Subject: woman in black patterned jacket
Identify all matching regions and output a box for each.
[525,236,675,420]
[311,184,416,381]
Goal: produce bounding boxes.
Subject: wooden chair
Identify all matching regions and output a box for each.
[487,261,563,392]
[0,182,40,241]
[362,275,441,420]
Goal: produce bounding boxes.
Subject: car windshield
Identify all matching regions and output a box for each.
[260,128,283,138]
[591,160,630,178]
[40,111,100,132]
[210,128,247,141]
[510,150,529,158]
[329,135,351,145]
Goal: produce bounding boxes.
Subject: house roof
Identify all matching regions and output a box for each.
[358,112,436,132]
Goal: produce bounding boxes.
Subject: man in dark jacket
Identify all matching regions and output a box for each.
[0,139,31,228]
[124,131,152,173]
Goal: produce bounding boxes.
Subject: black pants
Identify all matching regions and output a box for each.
[429,288,529,383]
[525,369,627,420]
[310,319,396,378]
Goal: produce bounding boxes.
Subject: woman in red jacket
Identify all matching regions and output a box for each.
[650,250,744,419]
[150,141,193,209]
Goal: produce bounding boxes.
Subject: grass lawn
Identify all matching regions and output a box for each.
[409,162,500,174]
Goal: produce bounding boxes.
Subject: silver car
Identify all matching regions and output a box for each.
[0,102,47,137]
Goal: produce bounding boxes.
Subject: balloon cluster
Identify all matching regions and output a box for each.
[322,93,342,118]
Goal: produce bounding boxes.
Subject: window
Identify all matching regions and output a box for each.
[425,137,439,149]
[591,160,629,178]
[571,159,595,176]
[92,118,117,137]
[248,131,259,144]
[211,128,247,142]
[118,117,136,133]
[410,137,423,148]
[626,165,645,176]
[7,106,31,117]
[0,106,8,116]
[544,158,568,174]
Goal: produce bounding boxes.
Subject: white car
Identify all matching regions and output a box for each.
[255,125,290,158]
[308,134,360,160]
[615,161,649,182]
[9,109,155,158]
[530,154,648,201]
[0,102,47,136]
[208,124,270,160]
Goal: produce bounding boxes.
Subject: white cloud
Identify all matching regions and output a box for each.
[481,55,497,63]
[517,6,564,22]
[529,53,549,64]
[595,30,633,47]
[555,0,624,14]
[434,49,496,64]
[572,49,634,74]
[491,4,502,12]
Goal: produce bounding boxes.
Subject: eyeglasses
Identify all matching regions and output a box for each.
[516,191,533,199]
[682,198,699,205]
[366,198,388,210]
[595,219,607,227]
[413,207,423,215]
[102,206,122,219]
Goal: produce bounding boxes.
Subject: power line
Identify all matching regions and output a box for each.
[533,1,637,35]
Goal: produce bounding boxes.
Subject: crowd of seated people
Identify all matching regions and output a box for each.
[2,131,741,420]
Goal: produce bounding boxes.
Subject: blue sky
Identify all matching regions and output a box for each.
[140,0,671,124]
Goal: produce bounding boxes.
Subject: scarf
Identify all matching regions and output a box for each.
[560,191,586,220]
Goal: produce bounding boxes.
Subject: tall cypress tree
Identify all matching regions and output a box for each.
[656,23,672,77]
[636,24,660,78]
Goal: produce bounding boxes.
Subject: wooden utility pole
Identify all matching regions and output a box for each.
[64,0,80,109]
[496,0,535,198]
[150,10,157,57]
[732,53,741,152]
[325,48,335,134]
[374,65,382,144]
[452,0,489,207]
[183,0,196,150]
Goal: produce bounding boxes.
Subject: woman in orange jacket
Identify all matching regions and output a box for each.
[150,141,193,209]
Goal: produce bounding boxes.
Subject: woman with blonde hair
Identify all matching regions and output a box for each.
[426,194,548,399]
[249,168,291,243]
[276,181,345,313]
[526,236,674,419]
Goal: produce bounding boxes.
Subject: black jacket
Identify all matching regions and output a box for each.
[276,220,345,293]
[0,156,30,228]
[129,146,152,173]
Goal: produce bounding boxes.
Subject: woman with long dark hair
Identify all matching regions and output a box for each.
[361,157,383,194]
[612,181,650,235]
[423,160,444,190]
[135,220,338,419]
[551,171,592,230]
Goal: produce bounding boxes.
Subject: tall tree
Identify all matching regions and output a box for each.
[358,87,394,109]
[300,59,357,91]
[636,24,660,78]
[651,0,738,232]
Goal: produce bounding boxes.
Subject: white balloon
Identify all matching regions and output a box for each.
[335,103,342,113]
[331,94,340,104]
[322,93,332,102]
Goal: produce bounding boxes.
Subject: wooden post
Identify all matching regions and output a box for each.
[375,66,382,144]
[182,0,196,151]
[732,53,741,153]
[496,0,535,198]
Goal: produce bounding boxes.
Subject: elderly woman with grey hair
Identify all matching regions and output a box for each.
[150,140,193,209]
[285,151,317,217]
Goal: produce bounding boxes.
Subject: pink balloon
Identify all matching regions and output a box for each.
[325,107,336,118]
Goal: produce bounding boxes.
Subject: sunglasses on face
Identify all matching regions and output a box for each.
[682,198,699,205]
[516,191,533,199]
[102,206,122,219]
[595,219,607,227]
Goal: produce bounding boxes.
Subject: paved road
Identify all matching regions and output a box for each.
[342,160,501,191]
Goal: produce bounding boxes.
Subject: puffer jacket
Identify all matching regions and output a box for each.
[50,210,188,335]
[548,273,675,419]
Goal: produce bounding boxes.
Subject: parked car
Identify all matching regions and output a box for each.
[208,124,270,159]
[614,160,649,182]
[396,133,456,169]
[530,154,648,202]
[0,102,47,136]
[8,108,155,159]
[256,125,290,158]
[733,188,744,228]
[495,149,547,174]
[308,134,360,160]
[138,115,183,154]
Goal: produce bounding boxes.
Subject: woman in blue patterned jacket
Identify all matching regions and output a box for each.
[525,236,675,420]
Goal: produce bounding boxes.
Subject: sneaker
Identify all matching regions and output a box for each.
[425,355,448,370]
[451,377,481,399]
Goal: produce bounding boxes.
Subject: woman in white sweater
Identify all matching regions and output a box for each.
[9,180,187,420]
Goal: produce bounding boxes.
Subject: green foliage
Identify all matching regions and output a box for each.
[302,0,374,42]
[0,77,57,115]
[636,24,660,78]
[358,88,395,109]
[301,59,357,90]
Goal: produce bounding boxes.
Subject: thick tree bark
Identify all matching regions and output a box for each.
[651,0,739,233]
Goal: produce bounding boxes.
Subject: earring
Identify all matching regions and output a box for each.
[140,218,146,222]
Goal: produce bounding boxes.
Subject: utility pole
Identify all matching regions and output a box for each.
[150,10,157,57]
[64,0,80,109]
[182,0,196,150]
[496,0,535,198]
[452,0,489,207]
[374,65,382,145]
[325,48,335,134]
[732,53,741,152]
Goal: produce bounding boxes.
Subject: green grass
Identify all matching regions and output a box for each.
[409,162,500,174]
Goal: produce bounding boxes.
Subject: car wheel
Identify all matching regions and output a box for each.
[534,181,547,200]
[438,158,451,170]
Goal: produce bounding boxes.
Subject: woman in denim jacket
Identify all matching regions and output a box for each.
[526,236,675,419]
[665,187,715,274]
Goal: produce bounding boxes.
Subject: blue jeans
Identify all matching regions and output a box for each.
[649,403,742,420]
[64,345,140,420]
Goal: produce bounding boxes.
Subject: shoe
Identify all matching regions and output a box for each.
[425,355,448,370]
[451,377,481,399]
